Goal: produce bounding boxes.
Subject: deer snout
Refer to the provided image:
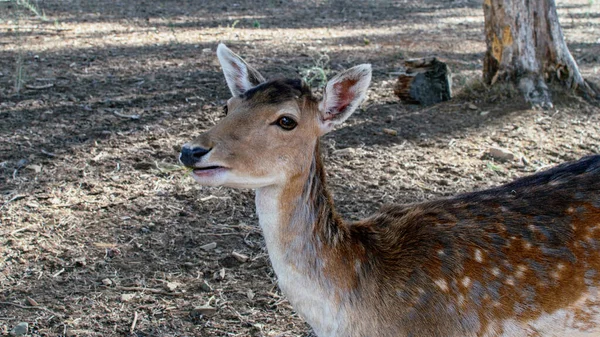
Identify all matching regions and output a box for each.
[180,145,211,167]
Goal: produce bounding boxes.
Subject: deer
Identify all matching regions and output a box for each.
[179,44,600,337]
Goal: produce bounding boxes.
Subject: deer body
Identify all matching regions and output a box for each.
[180,44,600,337]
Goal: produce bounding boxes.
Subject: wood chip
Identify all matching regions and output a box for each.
[192,305,217,316]
[382,128,398,136]
[200,242,217,251]
[26,297,39,307]
[232,251,249,263]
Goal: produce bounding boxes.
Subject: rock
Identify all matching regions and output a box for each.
[486,147,515,162]
[382,128,398,136]
[74,257,86,266]
[10,322,28,336]
[121,293,136,302]
[468,103,478,110]
[26,164,42,173]
[199,280,212,292]
[200,242,217,251]
[480,110,490,116]
[102,278,113,286]
[165,282,180,292]
[232,251,249,263]
[214,268,226,280]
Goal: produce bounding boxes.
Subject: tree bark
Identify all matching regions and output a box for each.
[483,0,597,108]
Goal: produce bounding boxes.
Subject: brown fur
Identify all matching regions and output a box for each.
[183,68,600,336]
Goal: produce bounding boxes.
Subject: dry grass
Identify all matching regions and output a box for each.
[1,0,599,336]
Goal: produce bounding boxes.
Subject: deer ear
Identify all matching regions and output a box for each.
[217,43,266,97]
[318,64,372,135]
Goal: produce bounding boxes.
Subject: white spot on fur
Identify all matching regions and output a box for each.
[458,294,465,306]
[515,265,527,279]
[462,276,472,288]
[475,249,484,263]
[435,279,449,292]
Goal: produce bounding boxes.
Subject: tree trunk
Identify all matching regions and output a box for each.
[483,0,597,108]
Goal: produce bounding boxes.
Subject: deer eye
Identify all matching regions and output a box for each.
[276,116,297,130]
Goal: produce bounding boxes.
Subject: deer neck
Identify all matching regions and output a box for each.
[254,142,355,333]
[255,141,349,267]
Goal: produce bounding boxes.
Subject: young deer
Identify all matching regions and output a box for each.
[180,44,600,337]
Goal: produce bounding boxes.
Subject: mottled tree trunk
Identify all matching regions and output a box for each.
[483,0,597,107]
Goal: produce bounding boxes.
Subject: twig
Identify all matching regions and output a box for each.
[202,232,243,236]
[200,195,232,202]
[0,194,26,210]
[112,110,140,120]
[0,301,63,317]
[10,224,37,236]
[130,311,139,334]
[25,83,54,90]
[41,149,57,157]
[116,286,183,296]
[52,268,65,278]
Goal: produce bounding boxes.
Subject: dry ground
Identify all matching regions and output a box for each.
[1,0,600,336]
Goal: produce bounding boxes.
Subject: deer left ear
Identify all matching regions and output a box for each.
[318,64,372,135]
[217,43,266,97]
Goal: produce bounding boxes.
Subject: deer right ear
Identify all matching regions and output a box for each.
[318,64,372,135]
[217,43,266,97]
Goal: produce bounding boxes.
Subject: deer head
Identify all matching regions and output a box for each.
[179,44,371,189]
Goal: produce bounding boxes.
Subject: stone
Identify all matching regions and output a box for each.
[10,322,28,336]
[486,147,515,162]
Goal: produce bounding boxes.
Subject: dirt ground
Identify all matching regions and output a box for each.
[1,0,599,336]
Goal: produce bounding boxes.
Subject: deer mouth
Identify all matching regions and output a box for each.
[192,166,228,176]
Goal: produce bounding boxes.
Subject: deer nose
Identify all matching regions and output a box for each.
[180,145,211,167]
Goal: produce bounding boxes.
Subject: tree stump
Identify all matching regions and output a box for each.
[394,57,452,106]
